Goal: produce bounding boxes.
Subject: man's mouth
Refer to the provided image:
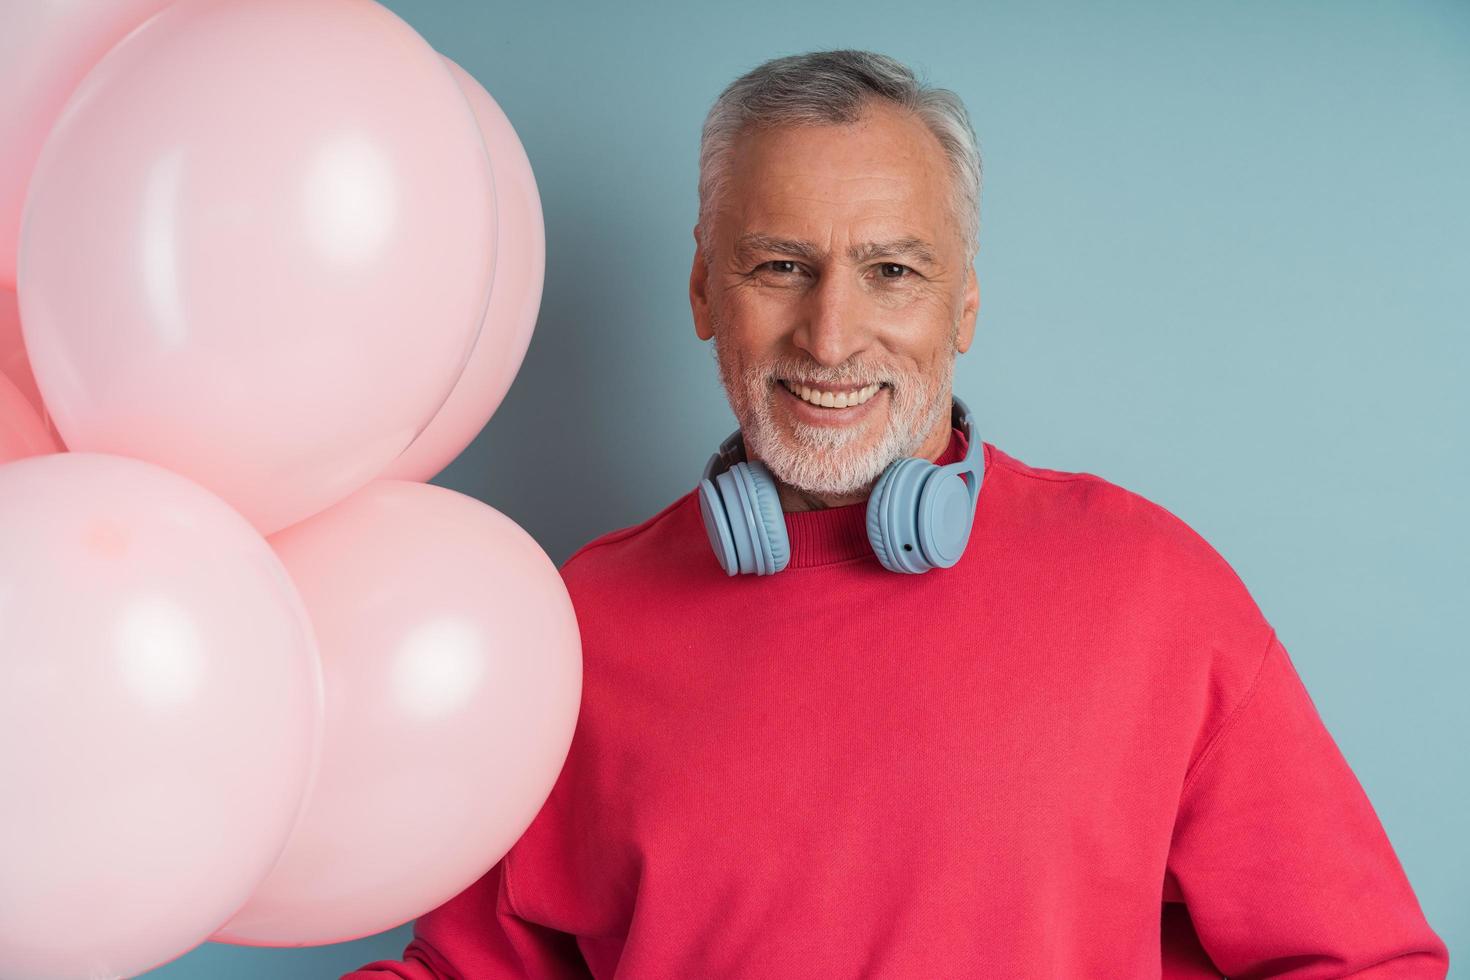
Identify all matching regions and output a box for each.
[777,378,889,409]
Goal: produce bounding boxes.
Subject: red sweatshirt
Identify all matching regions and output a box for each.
[346,430,1448,978]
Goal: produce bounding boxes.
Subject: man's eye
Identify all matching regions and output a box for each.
[761,260,800,275]
[878,263,912,279]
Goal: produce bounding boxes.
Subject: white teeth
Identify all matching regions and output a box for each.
[782,380,882,408]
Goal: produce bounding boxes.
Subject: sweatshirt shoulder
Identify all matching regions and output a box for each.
[984,443,1265,617]
[558,490,702,586]
[987,443,1227,561]
[989,441,1275,701]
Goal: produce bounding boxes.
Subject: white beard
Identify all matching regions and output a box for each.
[711,327,956,499]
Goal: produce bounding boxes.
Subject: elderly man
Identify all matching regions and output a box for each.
[349,50,1447,978]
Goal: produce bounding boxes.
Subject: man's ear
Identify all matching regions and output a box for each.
[955,262,979,354]
[690,224,714,342]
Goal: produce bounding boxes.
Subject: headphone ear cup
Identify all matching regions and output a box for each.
[715,468,760,574]
[916,467,975,568]
[726,462,772,575]
[866,457,935,573]
[865,462,902,571]
[698,477,738,575]
[738,460,790,574]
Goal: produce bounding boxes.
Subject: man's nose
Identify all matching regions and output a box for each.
[791,268,871,367]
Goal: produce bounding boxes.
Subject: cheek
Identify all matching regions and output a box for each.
[717,292,792,353]
[728,287,794,328]
[873,321,954,372]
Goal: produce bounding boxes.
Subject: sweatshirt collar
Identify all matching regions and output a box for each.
[781,426,970,569]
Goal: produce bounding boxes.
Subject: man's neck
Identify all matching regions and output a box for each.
[768,415,955,514]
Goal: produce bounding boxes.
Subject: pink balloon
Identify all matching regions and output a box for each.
[0,453,323,980]
[0,288,64,447]
[18,0,496,534]
[0,287,46,417]
[214,480,581,946]
[0,371,59,464]
[0,0,177,288]
[379,56,546,482]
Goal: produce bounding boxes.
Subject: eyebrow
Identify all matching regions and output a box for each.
[733,232,939,267]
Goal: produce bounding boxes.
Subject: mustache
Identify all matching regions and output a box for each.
[754,358,905,388]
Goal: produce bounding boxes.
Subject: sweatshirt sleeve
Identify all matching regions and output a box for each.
[1164,629,1450,978]
[340,855,592,979]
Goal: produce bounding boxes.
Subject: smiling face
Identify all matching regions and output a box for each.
[690,99,979,509]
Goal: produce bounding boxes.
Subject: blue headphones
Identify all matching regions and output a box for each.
[698,396,984,575]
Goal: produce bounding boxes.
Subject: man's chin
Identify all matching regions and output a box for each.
[770,412,875,461]
[758,434,893,499]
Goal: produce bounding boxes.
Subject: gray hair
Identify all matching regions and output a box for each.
[697,49,982,262]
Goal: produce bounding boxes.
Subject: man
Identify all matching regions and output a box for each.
[349,50,1447,978]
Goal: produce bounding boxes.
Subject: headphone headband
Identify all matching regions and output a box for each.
[702,428,748,485]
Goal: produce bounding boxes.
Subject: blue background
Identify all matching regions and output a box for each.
[151,0,1467,975]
